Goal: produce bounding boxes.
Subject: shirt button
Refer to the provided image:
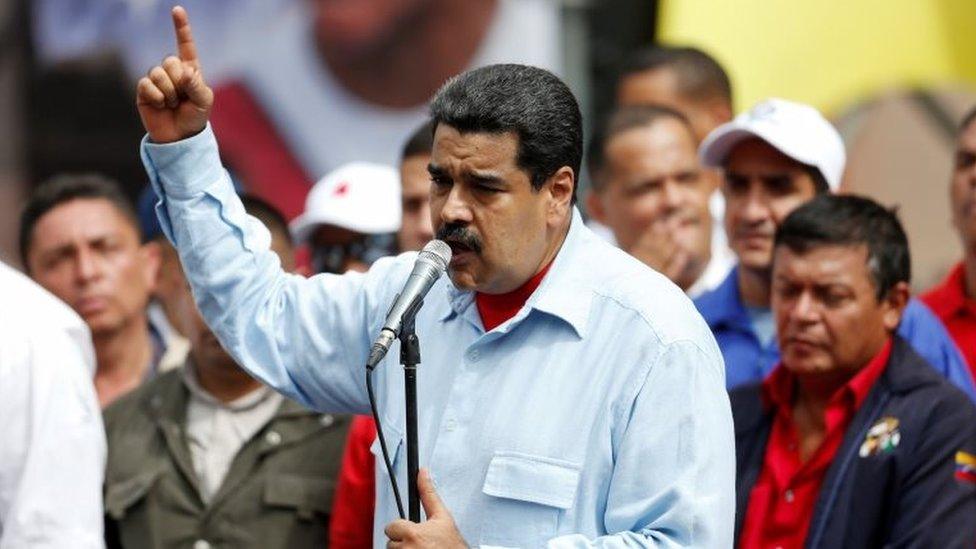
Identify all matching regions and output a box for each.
[445,419,457,432]
[319,414,335,428]
[265,430,282,446]
[469,350,480,362]
[193,540,211,549]
[784,489,795,503]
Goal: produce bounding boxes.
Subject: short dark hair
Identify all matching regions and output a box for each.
[774,194,910,301]
[429,64,583,201]
[960,105,976,134]
[587,104,697,190]
[619,45,732,108]
[401,120,435,161]
[240,194,290,242]
[20,173,140,267]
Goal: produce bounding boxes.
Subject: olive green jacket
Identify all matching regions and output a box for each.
[102,368,351,548]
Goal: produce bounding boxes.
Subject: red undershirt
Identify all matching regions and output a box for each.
[328,261,554,545]
[738,338,892,549]
[475,261,554,331]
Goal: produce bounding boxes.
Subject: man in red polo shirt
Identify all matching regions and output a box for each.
[923,106,976,378]
[732,194,976,548]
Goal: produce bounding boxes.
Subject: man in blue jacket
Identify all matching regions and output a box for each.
[694,97,976,400]
[732,194,976,548]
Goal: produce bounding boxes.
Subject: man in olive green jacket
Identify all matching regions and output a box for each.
[103,195,352,548]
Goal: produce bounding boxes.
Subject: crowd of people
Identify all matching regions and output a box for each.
[3,6,976,548]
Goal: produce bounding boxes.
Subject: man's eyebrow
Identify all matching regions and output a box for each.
[469,171,504,185]
[427,163,446,177]
[39,242,76,260]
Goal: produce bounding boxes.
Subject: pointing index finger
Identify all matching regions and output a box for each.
[171,6,199,67]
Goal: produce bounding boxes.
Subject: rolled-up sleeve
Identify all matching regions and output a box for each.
[140,126,389,413]
[547,339,735,548]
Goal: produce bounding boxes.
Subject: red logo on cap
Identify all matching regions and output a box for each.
[333,181,349,198]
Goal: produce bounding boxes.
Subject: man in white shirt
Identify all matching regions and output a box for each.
[587,104,734,297]
[0,260,106,548]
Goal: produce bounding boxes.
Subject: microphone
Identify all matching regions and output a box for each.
[366,240,452,370]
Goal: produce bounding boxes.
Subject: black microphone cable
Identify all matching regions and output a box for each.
[366,366,406,520]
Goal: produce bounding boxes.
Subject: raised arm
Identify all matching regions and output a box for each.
[135,7,392,413]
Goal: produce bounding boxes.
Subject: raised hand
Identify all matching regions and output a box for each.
[136,6,213,143]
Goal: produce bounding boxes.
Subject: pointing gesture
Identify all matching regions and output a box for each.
[136,6,213,144]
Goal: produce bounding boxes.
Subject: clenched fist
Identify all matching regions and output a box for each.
[136,6,213,144]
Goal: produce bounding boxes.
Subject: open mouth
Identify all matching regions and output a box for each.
[446,240,476,261]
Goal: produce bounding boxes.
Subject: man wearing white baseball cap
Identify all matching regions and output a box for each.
[694,97,976,399]
[290,162,401,274]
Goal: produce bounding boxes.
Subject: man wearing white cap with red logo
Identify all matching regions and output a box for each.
[290,162,401,274]
[693,98,976,399]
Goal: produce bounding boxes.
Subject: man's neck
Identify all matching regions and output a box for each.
[93,317,153,407]
[737,264,771,308]
[194,358,266,404]
[317,0,498,109]
[790,371,849,461]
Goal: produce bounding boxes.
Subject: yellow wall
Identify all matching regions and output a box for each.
[658,0,976,114]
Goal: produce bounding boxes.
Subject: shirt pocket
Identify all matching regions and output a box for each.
[369,418,405,480]
[263,474,336,521]
[479,451,582,548]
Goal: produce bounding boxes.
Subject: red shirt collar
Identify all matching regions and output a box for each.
[762,337,894,414]
[923,262,976,319]
[475,261,554,332]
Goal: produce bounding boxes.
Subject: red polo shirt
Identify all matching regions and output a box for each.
[738,338,892,549]
[922,262,976,379]
[328,262,553,545]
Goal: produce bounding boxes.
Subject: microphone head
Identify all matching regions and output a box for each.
[418,239,452,273]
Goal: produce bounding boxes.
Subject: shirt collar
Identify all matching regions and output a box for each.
[762,337,894,413]
[925,262,971,318]
[439,208,593,338]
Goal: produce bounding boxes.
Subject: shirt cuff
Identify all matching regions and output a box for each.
[141,123,224,199]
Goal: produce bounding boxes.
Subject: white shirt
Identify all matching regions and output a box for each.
[0,262,106,549]
[182,362,282,503]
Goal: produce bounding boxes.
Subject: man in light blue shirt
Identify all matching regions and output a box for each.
[135,8,734,547]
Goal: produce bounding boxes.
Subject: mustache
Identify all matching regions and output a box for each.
[436,223,483,254]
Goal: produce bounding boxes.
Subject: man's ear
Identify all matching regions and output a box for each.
[140,240,163,292]
[586,189,607,225]
[546,166,575,222]
[881,281,910,332]
[705,98,733,132]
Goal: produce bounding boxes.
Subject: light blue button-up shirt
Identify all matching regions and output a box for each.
[141,125,735,548]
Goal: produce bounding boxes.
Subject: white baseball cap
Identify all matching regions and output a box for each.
[699,98,846,191]
[290,162,402,244]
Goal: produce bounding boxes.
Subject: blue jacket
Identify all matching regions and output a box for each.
[730,337,976,548]
[694,268,976,402]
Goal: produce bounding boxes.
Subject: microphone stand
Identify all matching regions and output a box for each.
[399,304,422,522]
